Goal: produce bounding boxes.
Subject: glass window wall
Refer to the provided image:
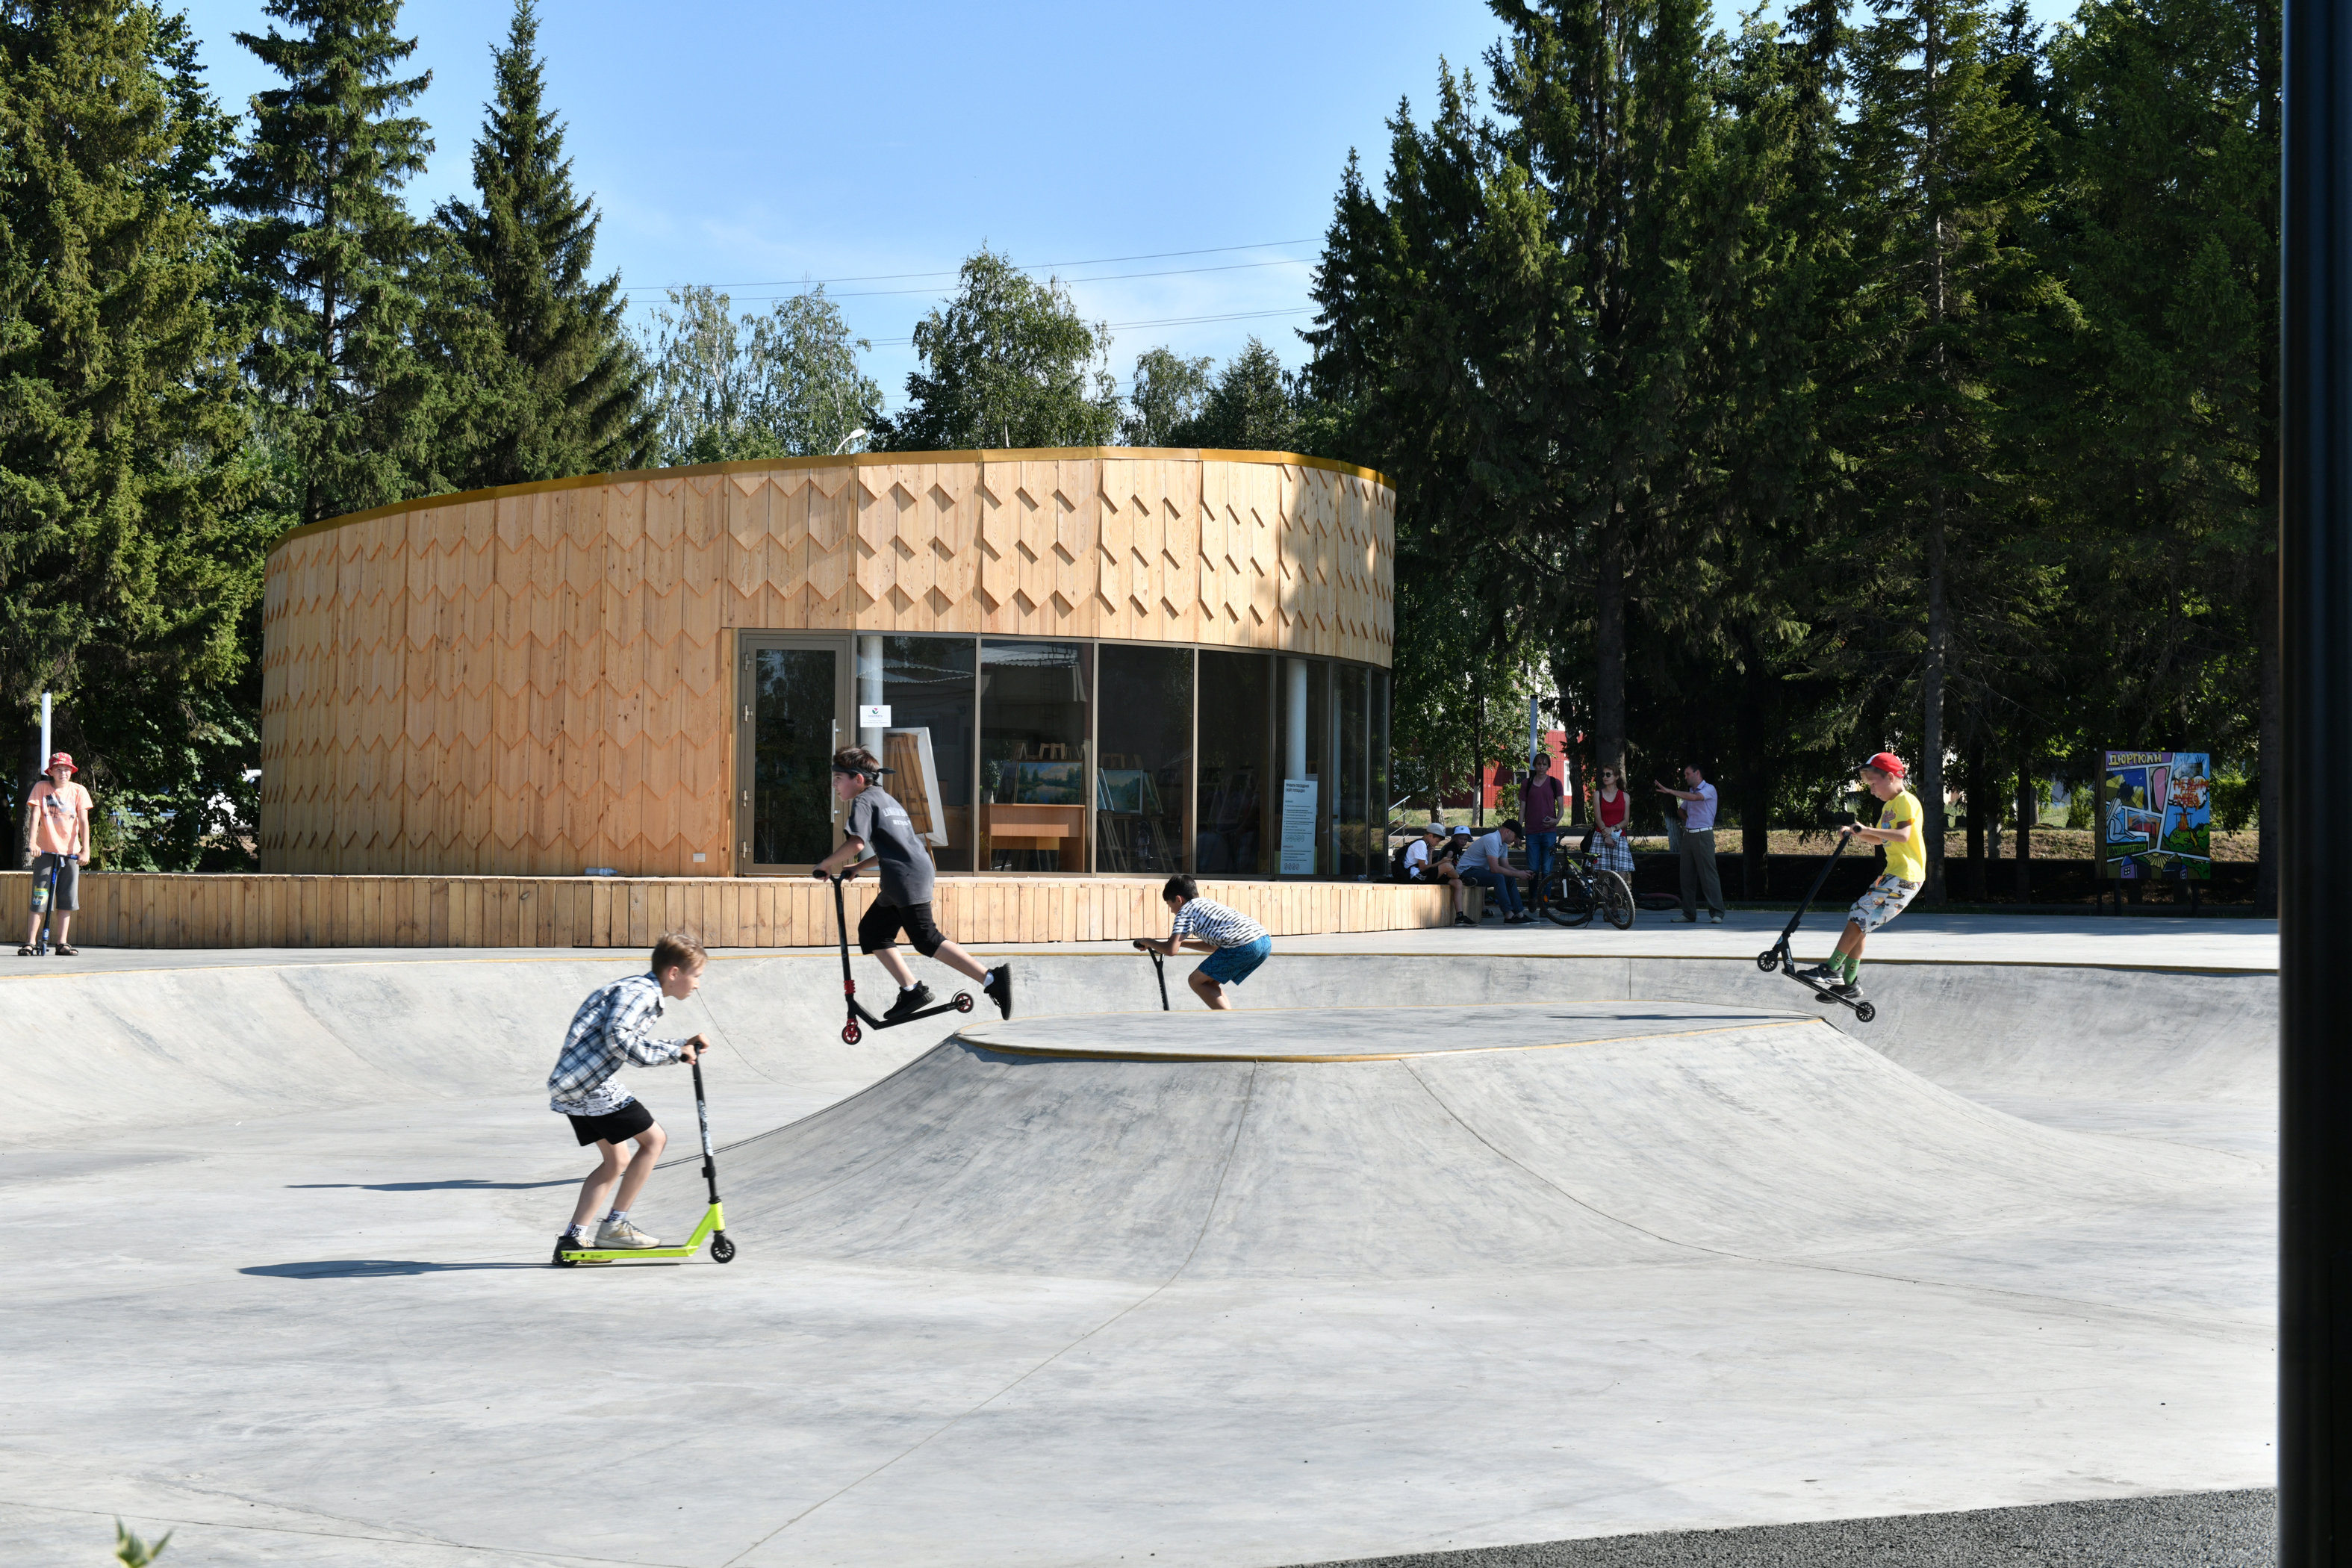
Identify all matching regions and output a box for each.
[1339,663,1369,879]
[1277,657,1331,875]
[1372,668,1392,875]
[1195,650,1272,874]
[978,640,1092,872]
[1096,645,1192,874]
[862,636,976,874]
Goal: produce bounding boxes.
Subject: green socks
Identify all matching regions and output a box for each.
[1836,952,1860,983]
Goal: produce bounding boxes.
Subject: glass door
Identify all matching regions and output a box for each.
[737,635,851,871]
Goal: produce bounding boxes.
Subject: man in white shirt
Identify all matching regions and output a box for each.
[1655,763,1725,923]
[1401,821,1471,926]
[1457,818,1535,924]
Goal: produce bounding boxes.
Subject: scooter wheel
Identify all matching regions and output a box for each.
[841,1021,861,1045]
[552,1243,577,1269]
[710,1234,737,1263]
[1853,1001,1877,1024]
[954,992,974,1013]
[1755,950,1779,972]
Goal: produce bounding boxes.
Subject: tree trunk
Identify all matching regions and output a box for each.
[1922,508,1948,903]
[1593,524,1627,782]
[1964,743,1985,900]
[1740,641,1770,900]
[2014,755,2036,903]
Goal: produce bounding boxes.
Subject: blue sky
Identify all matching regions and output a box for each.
[171,0,2076,416]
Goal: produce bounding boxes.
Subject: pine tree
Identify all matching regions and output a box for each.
[0,0,261,859]
[435,0,650,488]
[1168,339,1300,450]
[1835,0,2068,901]
[220,0,438,526]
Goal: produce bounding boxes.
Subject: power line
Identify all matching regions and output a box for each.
[865,305,1316,349]
[650,256,1318,306]
[620,238,1321,295]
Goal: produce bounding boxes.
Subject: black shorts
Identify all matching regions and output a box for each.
[566,1099,655,1147]
[858,899,945,958]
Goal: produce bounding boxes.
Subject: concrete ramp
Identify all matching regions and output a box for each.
[635,1001,2252,1322]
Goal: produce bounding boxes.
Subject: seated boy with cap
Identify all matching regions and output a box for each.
[1401,821,1471,925]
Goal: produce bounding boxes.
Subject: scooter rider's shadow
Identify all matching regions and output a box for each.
[284,1178,575,1192]
[241,1260,550,1278]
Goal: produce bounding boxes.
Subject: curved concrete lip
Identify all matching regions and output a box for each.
[953,998,1817,1062]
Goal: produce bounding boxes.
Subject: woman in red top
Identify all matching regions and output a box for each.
[1589,765,1634,877]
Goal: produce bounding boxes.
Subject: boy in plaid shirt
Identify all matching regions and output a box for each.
[547,932,715,1261]
[1132,875,1272,1011]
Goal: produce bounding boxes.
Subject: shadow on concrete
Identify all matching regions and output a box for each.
[284,1178,573,1191]
[240,1259,545,1278]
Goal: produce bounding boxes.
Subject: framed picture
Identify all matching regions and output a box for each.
[2100,750,2211,880]
[1011,759,1085,807]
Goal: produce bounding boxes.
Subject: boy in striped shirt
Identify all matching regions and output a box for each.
[1132,875,1272,1011]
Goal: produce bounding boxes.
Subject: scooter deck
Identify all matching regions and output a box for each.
[850,995,974,1030]
[561,1203,726,1264]
[1781,966,1876,1022]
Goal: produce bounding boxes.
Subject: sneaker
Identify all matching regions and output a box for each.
[552,1233,581,1267]
[595,1219,662,1249]
[1452,913,1475,927]
[883,983,937,1021]
[984,965,1015,1020]
[1834,977,1866,1000]
[1708,912,1724,924]
[1793,962,1841,984]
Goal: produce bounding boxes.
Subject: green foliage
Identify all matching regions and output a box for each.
[432,0,650,487]
[0,0,263,859]
[640,284,880,463]
[2212,772,2257,833]
[1121,346,1210,447]
[220,0,441,525]
[880,248,1119,450]
[1166,337,1301,449]
[113,1518,170,1566]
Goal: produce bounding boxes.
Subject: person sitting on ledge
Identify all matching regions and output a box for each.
[1457,818,1536,924]
[1402,821,1472,926]
[1133,875,1272,1011]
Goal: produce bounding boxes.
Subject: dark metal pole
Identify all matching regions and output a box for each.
[2280,0,2352,1559]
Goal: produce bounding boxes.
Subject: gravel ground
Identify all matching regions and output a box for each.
[1285,1490,2277,1568]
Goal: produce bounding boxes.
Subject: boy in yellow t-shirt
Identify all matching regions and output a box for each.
[1795,752,1922,1004]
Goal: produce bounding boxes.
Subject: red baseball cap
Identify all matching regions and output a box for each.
[1861,751,1906,779]
[46,752,75,774]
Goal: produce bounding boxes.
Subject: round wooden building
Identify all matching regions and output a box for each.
[259,449,1396,883]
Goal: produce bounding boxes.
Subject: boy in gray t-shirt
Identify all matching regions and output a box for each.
[813,746,1012,1020]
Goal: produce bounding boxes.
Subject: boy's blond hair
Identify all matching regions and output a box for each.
[651,931,706,976]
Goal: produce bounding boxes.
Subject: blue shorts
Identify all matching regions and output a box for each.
[1198,936,1272,986]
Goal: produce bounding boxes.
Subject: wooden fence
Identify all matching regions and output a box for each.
[0,872,1449,951]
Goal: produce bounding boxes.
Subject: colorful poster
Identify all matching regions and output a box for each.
[2100,750,2211,880]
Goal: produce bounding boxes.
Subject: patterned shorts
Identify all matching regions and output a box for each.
[1847,874,1920,933]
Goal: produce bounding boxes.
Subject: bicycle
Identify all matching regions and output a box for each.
[1535,849,1635,930]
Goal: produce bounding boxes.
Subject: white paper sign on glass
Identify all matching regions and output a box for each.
[1279,779,1319,874]
[858,704,892,729]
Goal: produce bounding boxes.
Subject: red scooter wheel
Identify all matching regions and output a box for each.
[841,1021,861,1044]
[954,992,974,1012]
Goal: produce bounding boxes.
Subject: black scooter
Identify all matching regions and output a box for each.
[1147,948,1170,1009]
[829,874,974,1045]
[1755,830,1878,1024]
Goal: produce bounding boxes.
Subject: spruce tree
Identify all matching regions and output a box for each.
[1167,339,1300,450]
[220,0,438,525]
[0,0,260,859]
[435,0,650,488]
[1835,0,2067,901]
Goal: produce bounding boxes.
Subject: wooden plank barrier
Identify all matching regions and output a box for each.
[0,873,1449,951]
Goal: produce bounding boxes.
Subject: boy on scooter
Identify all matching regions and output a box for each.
[813,746,1014,1020]
[1132,875,1272,1011]
[549,933,715,1260]
[1796,753,1923,1005]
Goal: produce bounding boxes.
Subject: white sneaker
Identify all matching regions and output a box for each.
[595,1219,662,1249]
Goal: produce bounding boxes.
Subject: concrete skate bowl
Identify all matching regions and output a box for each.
[1,959,2277,1568]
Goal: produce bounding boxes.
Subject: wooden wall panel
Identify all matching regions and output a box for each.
[0,874,1447,950]
[262,450,1392,877]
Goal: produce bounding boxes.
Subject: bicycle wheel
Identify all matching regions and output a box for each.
[1546,868,1596,928]
[1596,868,1635,930]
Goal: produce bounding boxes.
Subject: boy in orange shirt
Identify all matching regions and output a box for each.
[21,752,91,956]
